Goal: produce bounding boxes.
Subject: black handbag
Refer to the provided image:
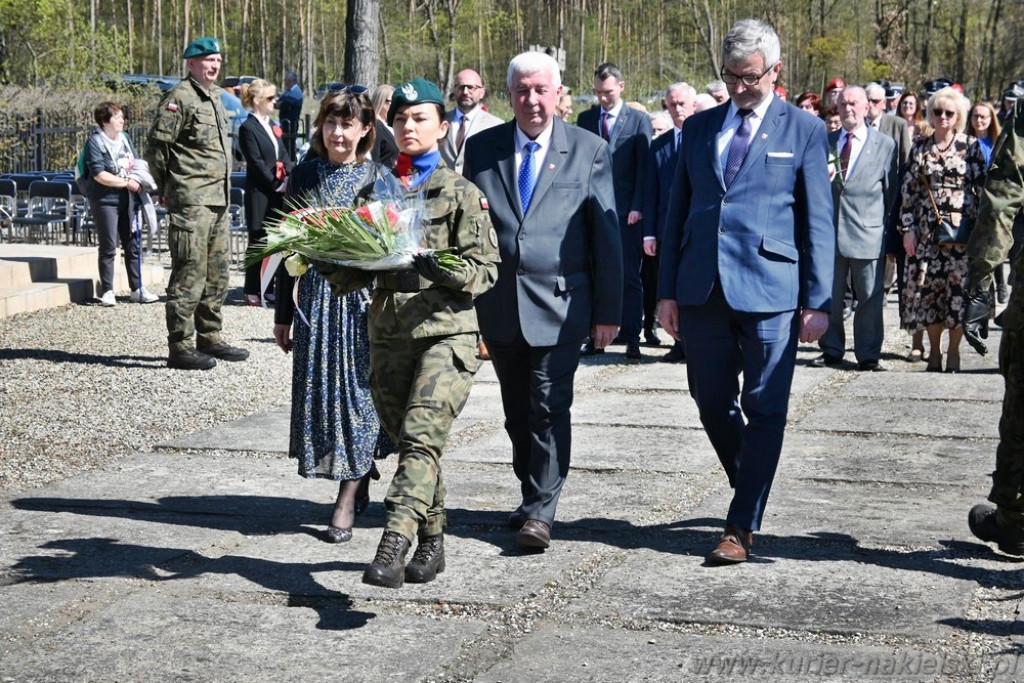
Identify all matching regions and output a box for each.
[922,175,973,246]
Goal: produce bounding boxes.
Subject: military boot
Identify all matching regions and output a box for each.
[969,505,1024,556]
[405,533,445,583]
[362,531,411,588]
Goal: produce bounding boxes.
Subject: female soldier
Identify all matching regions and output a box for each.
[316,78,499,588]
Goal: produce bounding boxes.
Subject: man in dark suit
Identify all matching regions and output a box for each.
[642,82,695,362]
[464,51,622,550]
[577,62,651,360]
[813,86,898,371]
[865,82,910,167]
[657,19,835,564]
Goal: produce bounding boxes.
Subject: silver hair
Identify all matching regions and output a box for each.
[721,19,781,68]
[666,82,697,98]
[650,110,672,126]
[694,93,718,112]
[927,86,969,134]
[864,82,886,99]
[507,51,562,89]
[841,85,867,101]
[706,80,726,94]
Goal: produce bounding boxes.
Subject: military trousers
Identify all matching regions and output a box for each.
[165,204,230,352]
[989,327,1024,521]
[370,332,480,541]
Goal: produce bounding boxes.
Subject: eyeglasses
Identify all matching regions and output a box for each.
[326,82,369,95]
[454,84,483,91]
[932,108,957,118]
[719,62,776,87]
[264,96,276,102]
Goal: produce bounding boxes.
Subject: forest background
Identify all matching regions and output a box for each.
[0,0,1021,105]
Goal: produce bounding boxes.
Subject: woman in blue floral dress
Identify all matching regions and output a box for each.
[273,90,394,542]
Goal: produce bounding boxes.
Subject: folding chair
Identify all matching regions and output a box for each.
[0,179,17,242]
[228,186,247,269]
[11,181,73,244]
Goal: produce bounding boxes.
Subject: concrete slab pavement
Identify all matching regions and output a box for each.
[2,302,1023,682]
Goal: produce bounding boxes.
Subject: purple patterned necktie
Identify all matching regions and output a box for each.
[724,108,753,188]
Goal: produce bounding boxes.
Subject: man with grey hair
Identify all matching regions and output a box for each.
[658,19,834,564]
[865,81,910,167]
[706,80,728,104]
[812,85,898,372]
[465,50,622,550]
[643,82,696,359]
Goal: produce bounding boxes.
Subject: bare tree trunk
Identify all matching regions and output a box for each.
[345,0,380,88]
[126,0,134,67]
[953,0,968,85]
[684,0,720,76]
[258,0,267,77]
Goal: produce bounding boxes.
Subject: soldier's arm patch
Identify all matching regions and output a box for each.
[166,102,178,112]
[479,196,489,210]
[489,226,499,248]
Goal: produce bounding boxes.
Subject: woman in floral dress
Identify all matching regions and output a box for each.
[900,87,987,373]
[273,90,394,542]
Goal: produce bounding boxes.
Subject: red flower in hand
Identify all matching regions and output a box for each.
[354,205,374,224]
[272,124,283,138]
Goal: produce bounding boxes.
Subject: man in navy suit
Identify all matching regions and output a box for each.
[643,82,696,362]
[657,19,835,564]
[577,62,651,360]
[465,51,622,550]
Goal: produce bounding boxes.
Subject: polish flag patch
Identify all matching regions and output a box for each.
[479,197,489,210]
[166,102,178,112]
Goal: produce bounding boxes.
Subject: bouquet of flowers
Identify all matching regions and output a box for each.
[827,150,843,186]
[245,179,458,277]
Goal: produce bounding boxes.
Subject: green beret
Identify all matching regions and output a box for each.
[387,78,445,126]
[182,37,222,59]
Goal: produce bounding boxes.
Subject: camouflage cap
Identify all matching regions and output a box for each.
[388,78,445,126]
[182,37,222,59]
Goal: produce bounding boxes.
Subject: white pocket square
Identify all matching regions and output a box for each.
[767,152,794,158]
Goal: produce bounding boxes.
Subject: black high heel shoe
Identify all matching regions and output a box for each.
[926,353,943,372]
[325,526,353,543]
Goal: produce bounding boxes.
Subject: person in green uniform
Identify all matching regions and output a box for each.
[315,78,500,588]
[964,97,1024,554]
[146,37,250,370]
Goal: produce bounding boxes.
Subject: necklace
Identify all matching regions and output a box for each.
[932,134,955,155]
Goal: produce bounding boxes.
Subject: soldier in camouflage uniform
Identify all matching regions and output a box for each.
[146,37,249,370]
[963,97,1024,555]
[317,78,499,588]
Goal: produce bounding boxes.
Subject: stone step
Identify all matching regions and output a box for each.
[0,244,164,319]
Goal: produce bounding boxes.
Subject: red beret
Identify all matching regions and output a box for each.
[826,78,845,91]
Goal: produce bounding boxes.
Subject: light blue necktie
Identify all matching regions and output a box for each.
[519,141,540,215]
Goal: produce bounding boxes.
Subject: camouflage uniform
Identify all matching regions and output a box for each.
[146,76,233,352]
[320,165,500,542]
[967,98,1024,524]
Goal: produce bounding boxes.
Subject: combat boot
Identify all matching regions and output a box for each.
[969,504,1024,555]
[405,533,445,583]
[362,531,411,588]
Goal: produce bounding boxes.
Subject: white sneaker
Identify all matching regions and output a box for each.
[99,290,116,307]
[130,288,159,304]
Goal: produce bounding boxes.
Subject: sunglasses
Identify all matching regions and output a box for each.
[867,98,884,104]
[326,82,369,95]
[932,108,957,118]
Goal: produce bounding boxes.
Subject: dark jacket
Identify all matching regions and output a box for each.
[238,113,292,235]
[84,128,139,207]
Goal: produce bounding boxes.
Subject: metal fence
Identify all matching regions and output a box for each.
[0,107,159,175]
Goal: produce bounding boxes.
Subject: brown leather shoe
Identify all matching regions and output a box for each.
[707,525,753,564]
[517,519,551,549]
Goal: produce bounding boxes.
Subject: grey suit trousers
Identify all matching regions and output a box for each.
[821,254,885,362]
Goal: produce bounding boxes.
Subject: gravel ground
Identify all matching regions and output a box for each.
[0,269,293,494]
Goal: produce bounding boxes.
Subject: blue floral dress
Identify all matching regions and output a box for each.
[279,157,395,480]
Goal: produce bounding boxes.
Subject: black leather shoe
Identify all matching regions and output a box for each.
[362,531,411,588]
[809,354,842,368]
[857,360,885,372]
[197,341,250,362]
[580,340,604,356]
[625,341,642,359]
[659,343,685,363]
[969,504,1024,555]
[517,520,551,548]
[405,533,445,583]
[609,335,625,345]
[643,329,661,346]
[167,348,216,370]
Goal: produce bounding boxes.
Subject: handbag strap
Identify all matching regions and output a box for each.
[920,172,944,222]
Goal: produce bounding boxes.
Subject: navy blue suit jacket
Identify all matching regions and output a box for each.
[642,129,680,241]
[464,118,622,346]
[658,98,835,314]
[577,104,651,220]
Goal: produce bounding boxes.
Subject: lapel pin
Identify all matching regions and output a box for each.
[761,133,768,140]
[548,163,555,170]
